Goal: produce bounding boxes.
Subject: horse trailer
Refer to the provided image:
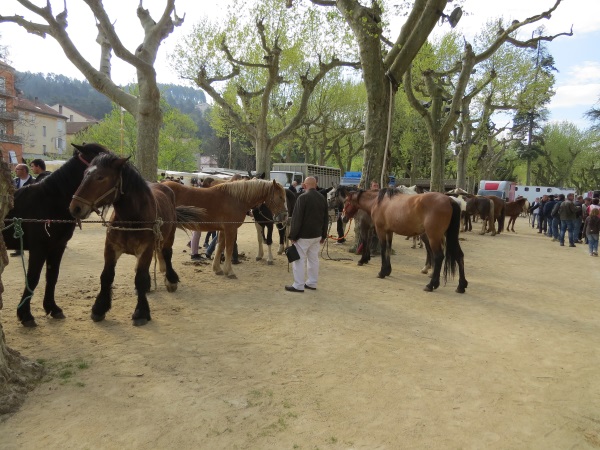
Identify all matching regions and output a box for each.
[513,185,577,203]
[270,163,341,189]
[477,180,517,201]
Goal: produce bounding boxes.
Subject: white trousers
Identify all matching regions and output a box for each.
[291,237,321,290]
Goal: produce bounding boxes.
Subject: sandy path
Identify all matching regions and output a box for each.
[1,218,600,449]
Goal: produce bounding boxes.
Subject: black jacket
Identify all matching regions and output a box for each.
[289,188,329,241]
[13,175,33,189]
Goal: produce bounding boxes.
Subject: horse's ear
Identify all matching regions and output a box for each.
[111,156,131,170]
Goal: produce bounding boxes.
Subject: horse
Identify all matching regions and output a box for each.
[69,153,207,326]
[465,196,497,235]
[162,179,288,278]
[252,188,297,264]
[3,143,108,327]
[343,188,468,293]
[505,197,529,232]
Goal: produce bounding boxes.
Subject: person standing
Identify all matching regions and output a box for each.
[285,176,329,293]
[558,193,579,247]
[13,163,33,189]
[537,194,549,234]
[583,208,600,256]
[529,197,540,228]
[30,159,51,182]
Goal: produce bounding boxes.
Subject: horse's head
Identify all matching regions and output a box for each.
[342,191,360,221]
[267,180,288,223]
[70,153,129,219]
[71,142,110,166]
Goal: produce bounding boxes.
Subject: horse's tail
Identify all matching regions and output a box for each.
[175,206,208,231]
[444,200,463,282]
[497,201,506,233]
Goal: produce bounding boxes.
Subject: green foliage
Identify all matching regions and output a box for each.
[77,95,200,172]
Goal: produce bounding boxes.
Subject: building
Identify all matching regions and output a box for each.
[0,61,23,166]
[15,96,68,160]
[50,104,99,140]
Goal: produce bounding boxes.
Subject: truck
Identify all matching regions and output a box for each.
[513,184,577,203]
[477,180,517,201]
[270,163,341,189]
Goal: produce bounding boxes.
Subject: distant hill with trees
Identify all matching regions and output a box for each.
[14,72,206,120]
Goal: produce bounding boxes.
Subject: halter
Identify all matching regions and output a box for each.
[72,172,124,216]
[77,151,92,167]
[265,184,287,220]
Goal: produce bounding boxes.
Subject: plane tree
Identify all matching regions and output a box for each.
[0,1,184,180]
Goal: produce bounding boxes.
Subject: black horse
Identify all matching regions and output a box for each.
[253,188,298,263]
[3,143,108,327]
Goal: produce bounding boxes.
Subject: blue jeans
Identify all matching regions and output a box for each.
[588,234,599,254]
[560,219,576,245]
[205,232,238,260]
[551,218,561,239]
[574,220,582,242]
[546,217,553,237]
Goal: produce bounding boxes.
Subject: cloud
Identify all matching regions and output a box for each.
[551,83,600,109]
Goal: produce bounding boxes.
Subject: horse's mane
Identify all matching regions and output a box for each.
[214,179,276,203]
[92,152,150,195]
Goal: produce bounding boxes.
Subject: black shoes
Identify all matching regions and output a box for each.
[569,244,576,248]
[285,285,304,293]
[304,284,316,290]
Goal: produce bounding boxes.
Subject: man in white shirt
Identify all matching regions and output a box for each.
[13,164,33,189]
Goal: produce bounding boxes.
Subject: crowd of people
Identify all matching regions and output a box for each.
[528,193,600,256]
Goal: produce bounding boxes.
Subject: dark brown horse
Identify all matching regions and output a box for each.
[505,197,529,232]
[69,153,206,326]
[162,179,288,278]
[465,196,497,235]
[343,189,468,293]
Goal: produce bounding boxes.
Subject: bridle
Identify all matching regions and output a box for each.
[265,184,287,220]
[72,169,124,216]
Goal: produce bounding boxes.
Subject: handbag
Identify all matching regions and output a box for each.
[284,244,300,263]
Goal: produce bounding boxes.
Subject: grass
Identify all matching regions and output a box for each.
[39,357,91,386]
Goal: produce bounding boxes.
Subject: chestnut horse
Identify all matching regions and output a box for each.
[343,189,468,293]
[505,197,529,232]
[69,153,207,326]
[162,179,288,278]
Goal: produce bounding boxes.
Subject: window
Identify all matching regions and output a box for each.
[0,122,6,134]
[524,187,529,191]
[536,188,540,192]
[43,126,47,137]
[0,98,5,112]
[70,115,73,122]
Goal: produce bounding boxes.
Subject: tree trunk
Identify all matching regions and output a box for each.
[0,150,44,418]
[430,134,447,192]
[135,76,162,181]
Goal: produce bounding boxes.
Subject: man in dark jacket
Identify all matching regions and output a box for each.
[543,195,557,238]
[558,193,580,247]
[13,163,33,189]
[30,159,52,182]
[285,176,329,293]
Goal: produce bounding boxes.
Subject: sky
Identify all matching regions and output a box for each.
[1,0,598,129]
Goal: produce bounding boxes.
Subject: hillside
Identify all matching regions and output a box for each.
[14,72,207,120]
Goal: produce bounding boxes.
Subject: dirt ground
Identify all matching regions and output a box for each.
[1,216,600,449]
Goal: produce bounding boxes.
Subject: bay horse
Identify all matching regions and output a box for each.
[69,153,207,326]
[343,189,468,293]
[3,142,108,327]
[505,196,529,232]
[162,179,288,278]
[252,188,297,264]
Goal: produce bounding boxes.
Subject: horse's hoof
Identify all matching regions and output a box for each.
[132,318,148,326]
[21,319,38,328]
[50,311,66,320]
[255,257,262,261]
[267,261,274,266]
[166,283,178,293]
[411,245,416,249]
[227,274,238,279]
[215,270,224,276]
[423,285,433,292]
[456,287,466,293]
[421,269,428,274]
[491,232,496,236]
[91,312,105,322]
[357,262,364,266]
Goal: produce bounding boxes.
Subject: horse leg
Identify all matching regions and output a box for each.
[42,246,67,320]
[17,253,46,327]
[222,228,238,279]
[377,231,392,278]
[357,223,372,266]
[424,242,443,292]
[161,246,180,293]
[132,250,153,326]
[455,254,468,293]
[254,222,265,261]
[91,246,120,322]
[276,223,286,255]
[264,223,274,265]
[420,234,432,275]
[212,232,225,275]
[479,217,486,235]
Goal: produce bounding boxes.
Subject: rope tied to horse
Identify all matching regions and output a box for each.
[4,218,35,309]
